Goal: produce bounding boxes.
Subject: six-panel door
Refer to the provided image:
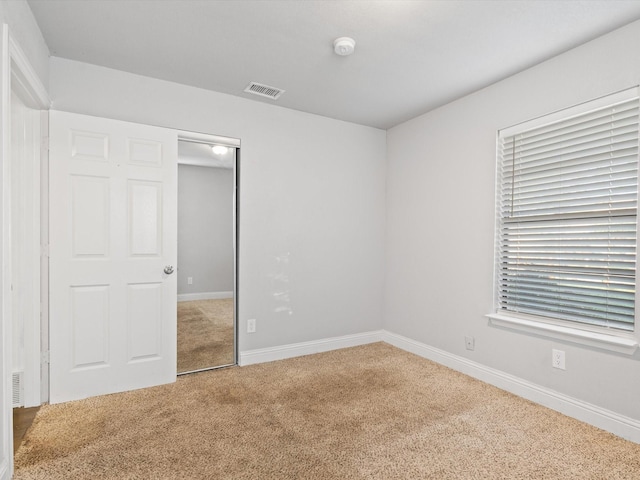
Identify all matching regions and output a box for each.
[49,111,177,404]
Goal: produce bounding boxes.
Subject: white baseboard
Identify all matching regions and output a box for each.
[237,327,640,443]
[239,330,384,366]
[381,330,640,444]
[177,291,233,302]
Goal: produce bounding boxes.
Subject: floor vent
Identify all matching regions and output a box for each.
[12,371,24,407]
[244,82,285,100]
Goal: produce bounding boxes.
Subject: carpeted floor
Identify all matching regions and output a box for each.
[14,343,640,479]
[177,298,234,373]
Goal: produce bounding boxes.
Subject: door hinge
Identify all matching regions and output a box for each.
[41,244,49,257]
[41,350,50,364]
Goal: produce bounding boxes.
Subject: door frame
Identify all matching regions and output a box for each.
[176,130,240,369]
[0,23,49,480]
[11,82,43,408]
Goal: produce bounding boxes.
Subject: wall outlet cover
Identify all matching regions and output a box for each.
[247,318,256,333]
[465,336,475,351]
[552,349,566,370]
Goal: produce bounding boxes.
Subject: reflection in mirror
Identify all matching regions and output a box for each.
[177,140,236,374]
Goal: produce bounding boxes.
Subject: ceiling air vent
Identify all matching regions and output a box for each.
[244,82,285,100]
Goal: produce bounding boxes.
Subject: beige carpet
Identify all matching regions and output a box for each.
[14,343,640,479]
[177,299,234,373]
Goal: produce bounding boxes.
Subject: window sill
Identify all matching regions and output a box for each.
[486,313,639,355]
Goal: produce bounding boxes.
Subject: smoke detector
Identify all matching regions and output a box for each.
[333,37,356,56]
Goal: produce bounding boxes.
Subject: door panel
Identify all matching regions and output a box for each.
[49,111,177,404]
[126,282,163,361]
[72,175,109,256]
[128,180,162,256]
[70,285,109,369]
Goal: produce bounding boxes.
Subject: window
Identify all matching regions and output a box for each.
[491,88,639,344]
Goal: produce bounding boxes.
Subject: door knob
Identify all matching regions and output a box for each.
[164,265,174,275]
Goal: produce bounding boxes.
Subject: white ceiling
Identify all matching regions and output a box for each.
[27,0,640,129]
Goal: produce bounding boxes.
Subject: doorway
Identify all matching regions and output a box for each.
[10,89,42,409]
[176,134,238,374]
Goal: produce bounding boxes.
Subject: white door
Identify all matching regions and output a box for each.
[49,111,177,404]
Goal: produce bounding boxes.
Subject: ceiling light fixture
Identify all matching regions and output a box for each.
[333,37,356,56]
[212,145,229,155]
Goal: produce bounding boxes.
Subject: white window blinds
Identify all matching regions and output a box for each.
[497,88,639,331]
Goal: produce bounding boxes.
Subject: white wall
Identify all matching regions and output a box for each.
[178,164,234,297]
[49,56,387,353]
[385,19,640,422]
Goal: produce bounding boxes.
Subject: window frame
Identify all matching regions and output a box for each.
[487,87,640,355]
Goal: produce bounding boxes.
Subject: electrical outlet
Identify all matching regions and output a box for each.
[552,349,565,370]
[247,318,256,333]
[187,277,193,285]
[465,336,475,351]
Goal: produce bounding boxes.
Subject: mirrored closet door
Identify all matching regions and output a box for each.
[177,138,237,374]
